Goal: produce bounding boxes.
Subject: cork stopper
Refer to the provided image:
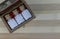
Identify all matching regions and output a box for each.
[5,14,11,20]
[19,5,25,11]
[13,9,18,15]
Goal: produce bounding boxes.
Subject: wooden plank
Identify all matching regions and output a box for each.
[0,33,60,39]
[29,4,60,11]
[26,0,60,4]
[1,13,60,33]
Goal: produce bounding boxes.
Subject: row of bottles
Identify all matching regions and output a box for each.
[4,5,32,29]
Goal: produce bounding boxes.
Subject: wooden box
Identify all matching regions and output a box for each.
[0,0,35,33]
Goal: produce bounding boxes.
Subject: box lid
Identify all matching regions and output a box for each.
[0,0,19,16]
[0,0,5,4]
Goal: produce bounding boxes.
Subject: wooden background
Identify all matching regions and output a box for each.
[0,0,60,39]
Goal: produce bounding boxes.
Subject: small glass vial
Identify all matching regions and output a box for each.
[5,14,18,29]
[22,9,32,20]
[13,9,25,24]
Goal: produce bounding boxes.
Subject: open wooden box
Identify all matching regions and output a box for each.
[0,0,35,33]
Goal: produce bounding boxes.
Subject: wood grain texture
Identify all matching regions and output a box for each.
[1,13,60,33]
[0,3,60,33]
[29,4,60,11]
[0,33,60,39]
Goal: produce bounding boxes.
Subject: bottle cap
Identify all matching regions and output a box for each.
[9,12,15,18]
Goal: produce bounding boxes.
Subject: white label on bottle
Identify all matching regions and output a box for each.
[22,9,32,20]
[15,14,25,24]
[8,19,18,29]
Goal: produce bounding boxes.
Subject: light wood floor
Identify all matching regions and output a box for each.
[0,33,60,39]
[0,2,60,39]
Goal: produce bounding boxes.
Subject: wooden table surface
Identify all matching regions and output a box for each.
[0,33,60,39]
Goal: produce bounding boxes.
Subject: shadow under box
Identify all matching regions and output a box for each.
[1,0,35,33]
